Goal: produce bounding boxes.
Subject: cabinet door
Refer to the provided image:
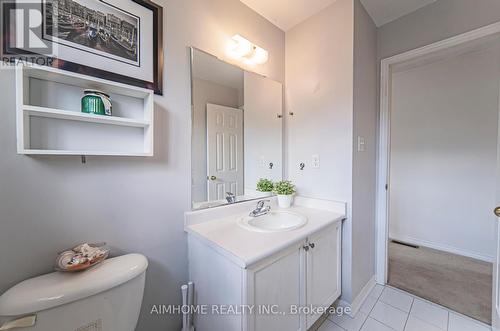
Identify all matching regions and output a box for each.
[306,223,342,328]
[246,244,303,331]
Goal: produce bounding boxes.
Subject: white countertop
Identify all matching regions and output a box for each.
[185,197,346,268]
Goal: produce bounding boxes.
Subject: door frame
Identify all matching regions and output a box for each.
[376,21,500,288]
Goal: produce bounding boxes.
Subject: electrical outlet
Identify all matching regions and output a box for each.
[312,154,320,168]
[357,136,366,152]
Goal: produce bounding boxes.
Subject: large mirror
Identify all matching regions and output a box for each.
[190,48,283,210]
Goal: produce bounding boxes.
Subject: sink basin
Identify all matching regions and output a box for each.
[237,210,308,233]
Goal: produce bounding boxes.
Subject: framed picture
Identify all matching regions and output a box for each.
[1,0,163,94]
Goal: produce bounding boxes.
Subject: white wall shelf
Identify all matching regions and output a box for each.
[24,106,151,128]
[19,150,152,156]
[16,64,155,156]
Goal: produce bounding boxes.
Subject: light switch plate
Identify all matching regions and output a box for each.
[357,136,366,152]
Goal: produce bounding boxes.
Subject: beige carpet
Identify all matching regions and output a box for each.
[388,241,492,324]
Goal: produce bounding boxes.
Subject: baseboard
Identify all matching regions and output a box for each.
[336,276,377,317]
[390,234,494,263]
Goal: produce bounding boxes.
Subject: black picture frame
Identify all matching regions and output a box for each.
[2,0,164,95]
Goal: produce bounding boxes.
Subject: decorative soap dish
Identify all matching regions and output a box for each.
[55,243,110,272]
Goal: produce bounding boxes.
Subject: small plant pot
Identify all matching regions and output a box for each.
[257,191,273,197]
[277,194,294,208]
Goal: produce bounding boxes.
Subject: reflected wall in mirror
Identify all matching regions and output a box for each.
[190,48,283,210]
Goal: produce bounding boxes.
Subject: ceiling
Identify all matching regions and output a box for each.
[239,0,338,31]
[360,0,437,27]
[239,0,437,31]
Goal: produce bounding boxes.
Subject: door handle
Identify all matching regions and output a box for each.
[208,176,217,181]
[494,207,500,217]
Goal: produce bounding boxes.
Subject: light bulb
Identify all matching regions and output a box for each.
[226,34,268,65]
[228,35,253,59]
[250,46,268,64]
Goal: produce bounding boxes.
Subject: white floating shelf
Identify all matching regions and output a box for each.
[16,64,154,157]
[24,105,150,128]
[19,149,151,156]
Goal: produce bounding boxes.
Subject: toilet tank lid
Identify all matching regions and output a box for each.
[0,253,148,316]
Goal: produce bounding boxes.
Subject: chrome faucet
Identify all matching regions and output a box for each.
[249,200,271,217]
[226,192,236,204]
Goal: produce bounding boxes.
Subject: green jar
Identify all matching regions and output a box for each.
[81,90,112,116]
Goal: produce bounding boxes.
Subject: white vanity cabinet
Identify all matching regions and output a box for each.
[188,221,342,331]
[304,223,342,329]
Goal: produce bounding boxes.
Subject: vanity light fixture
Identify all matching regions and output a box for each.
[227,34,269,65]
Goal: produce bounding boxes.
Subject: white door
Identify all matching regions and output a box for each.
[206,103,244,201]
[305,223,342,329]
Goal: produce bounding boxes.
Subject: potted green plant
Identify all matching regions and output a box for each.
[256,178,274,197]
[273,180,296,208]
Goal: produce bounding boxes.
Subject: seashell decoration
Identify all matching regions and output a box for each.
[55,243,109,272]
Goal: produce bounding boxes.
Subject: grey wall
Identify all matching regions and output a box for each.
[352,0,377,300]
[285,0,354,203]
[285,0,378,304]
[378,0,500,59]
[0,1,284,330]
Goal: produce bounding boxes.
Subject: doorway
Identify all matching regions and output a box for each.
[376,22,500,327]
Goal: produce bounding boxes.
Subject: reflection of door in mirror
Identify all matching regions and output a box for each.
[190,49,244,207]
[206,104,244,201]
[190,47,283,210]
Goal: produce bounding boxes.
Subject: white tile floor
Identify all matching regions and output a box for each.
[318,284,492,331]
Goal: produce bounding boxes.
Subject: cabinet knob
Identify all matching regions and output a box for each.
[303,245,310,251]
[309,243,315,249]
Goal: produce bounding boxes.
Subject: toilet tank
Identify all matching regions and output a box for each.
[0,254,148,331]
